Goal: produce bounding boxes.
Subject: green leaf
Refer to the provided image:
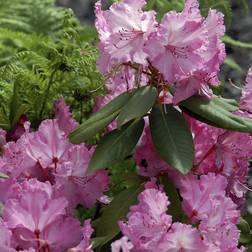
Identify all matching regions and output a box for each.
[93,184,144,249]
[180,96,252,133]
[117,86,158,127]
[159,175,183,222]
[9,82,29,129]
[238,217,252,244]
[238,0,250,13]
[224,57,244,74]
[0,111,10,130]
[88,119,145,173]
[223,35,252,49]
[69,92,131,144]
[214,97,239,112]
[150,104,194,174]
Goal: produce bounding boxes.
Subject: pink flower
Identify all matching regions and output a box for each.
[158,223,206,252]
[0,141,35,179]
[0,178,15,204]
[119,186,172,251]
[3,179,82,251]
[202,9,226,73]
[200,221,241,251]
[179,173,241,251]
[186,114,224,173]
[173,70,215,104]
[68,219,94,252]
[146,0,206,84]
[54,98,78,134]
[188,115,252,207]
[145,0,225,103]
[95,0,157,65]
[22,120,71,176]
[240,67,252,112]
[55,144,109,208]
[180,173,232,221]
[111,236,134,252]
[0,219,15,252]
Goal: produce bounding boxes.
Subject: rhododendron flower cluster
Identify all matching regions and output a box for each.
[1,0,252,251]
[95,0,225,107]
[112,175,243,252]
[0,99,108,251]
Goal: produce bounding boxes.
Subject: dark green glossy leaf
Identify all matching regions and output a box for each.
[180,96,252,133]
[238,217,252,245]
[69,92,131,144]
[215,97,239,112]
[88,119,145,173]
[117,86,158,127]
[159,175,183,222]
[150,104,194,174]
[93,184,144,249]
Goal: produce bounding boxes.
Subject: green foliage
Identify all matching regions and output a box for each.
[117,86,158,127]
[88,119,145,173]
[93,183,144,250]
[0,0,70,35]
[150,104,194,174]
[159,175,183,222]
[238,217,252,245]
[180,96,252,132]
[69,92,131,144]
[224,57,244,74]
[0,0,102,129]
[145,0,184,20]
[223,35,252,49]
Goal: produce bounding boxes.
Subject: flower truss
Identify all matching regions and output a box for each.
[0,0,252,252]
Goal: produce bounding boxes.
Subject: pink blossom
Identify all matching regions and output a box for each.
[188,115,252,207]
[0,178,15,203]
[95,0,157,65]
[200,221,241,251]
[68,219,94,252]
[202,9,226,73]
[145,0,225,103]
[54,98,78,134]
[179,173,241,251]
[240,67,252,112]
[22,120,71,176]
[55,144,109,208]
[0,219,15,252]
[158,223,206,252]
[119,187,172,251]
[173,71,215,104]
[179,173,235,221]
[186,114,224,173]
[111,236,134,252]
[3,179,82,251]
[0,141,34,179]
[146,0,206,84]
